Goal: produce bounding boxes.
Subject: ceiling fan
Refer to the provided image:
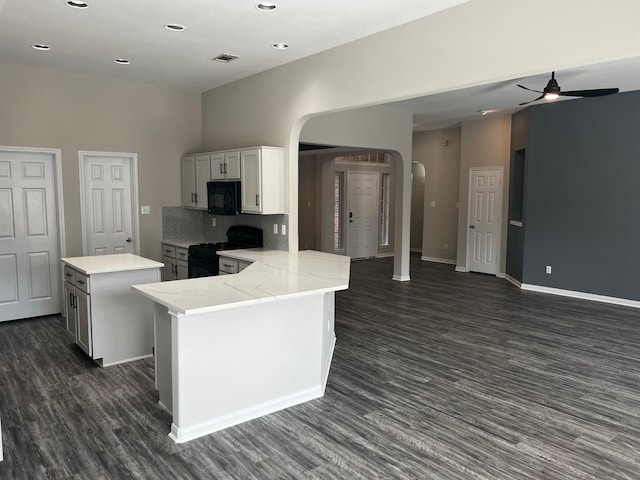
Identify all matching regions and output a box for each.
[517,72,619,106]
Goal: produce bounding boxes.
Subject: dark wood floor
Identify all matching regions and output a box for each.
[2,255,640,479]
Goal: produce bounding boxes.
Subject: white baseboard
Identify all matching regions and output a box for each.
[169,385,323,443]
[421,256,456,265]
[321,336,336,395]
[455,266,467,273]
[505,274,521,288]
[100,353,153,368]
[521,283,640,309]
[392,274,411,282]
[375,252,394,258]
[410,248,422,253]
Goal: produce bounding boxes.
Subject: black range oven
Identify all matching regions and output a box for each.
[187,225,263,278]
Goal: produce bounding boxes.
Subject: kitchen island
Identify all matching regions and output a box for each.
[132,249,350,443]
[61,254,163,366]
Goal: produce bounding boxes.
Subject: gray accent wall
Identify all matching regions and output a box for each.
[509,91,640,301]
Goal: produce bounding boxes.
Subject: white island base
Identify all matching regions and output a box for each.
[133,249,350,444]
[155,291,336,443]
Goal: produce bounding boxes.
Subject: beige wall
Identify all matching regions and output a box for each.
[201,0,640,280]
[410,162,425,251]
[456,115,512,274]
[298,155,318,250]
[0,63,202,261]
[413,128,461,263]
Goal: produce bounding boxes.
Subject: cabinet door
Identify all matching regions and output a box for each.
[240,149,261,213]
[225,151,241,180]
[211,153,225,180]
[162,258,177,281]
[76,289,92,356]
[176,263,188,280]
[181,156,196,208]
[63,281,77,338]
[195,154,211,209]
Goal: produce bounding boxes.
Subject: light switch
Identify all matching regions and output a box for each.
[141,206,150,215]
[211,217,216,227]
[281,224,287,236]
[273,224,278,234]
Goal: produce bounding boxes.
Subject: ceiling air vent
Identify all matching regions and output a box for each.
[212,53,239,63]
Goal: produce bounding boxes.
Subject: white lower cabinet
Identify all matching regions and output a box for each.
[61,258,161,367]
[162,244,188,281]
[218,256,252,275]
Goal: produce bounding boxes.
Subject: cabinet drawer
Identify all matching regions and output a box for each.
[219,258,239,274]
[176,247,188,264]
[63,265,76,284]
[75,271,90,293]
[162,244,177,259]
[238,260,251,272]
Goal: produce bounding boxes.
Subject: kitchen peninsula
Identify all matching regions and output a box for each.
[132,249,350,443]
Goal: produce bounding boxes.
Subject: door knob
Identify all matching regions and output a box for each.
[469,225,475,229]
[126,237,132,242]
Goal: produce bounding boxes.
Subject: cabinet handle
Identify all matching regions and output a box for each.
[195,193,198,204]
[224,163,228,174]
[256,194,260,206]
[77,279,85,284]
[65,273,72,278]
[191,193,194,203]
[220,163,224,174]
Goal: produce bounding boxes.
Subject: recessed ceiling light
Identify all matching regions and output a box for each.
[272,43,289,50]
[212,53,239,63]
[32,44,51,51]
[257,2,277,11]
[114,58,131,65]
[164,24,185,32]
[66,1,89,9]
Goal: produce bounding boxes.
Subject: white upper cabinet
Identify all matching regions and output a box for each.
[182,146,283,215]
[211,151,241,181]
[182,154,211,209]
[240,147,285,214]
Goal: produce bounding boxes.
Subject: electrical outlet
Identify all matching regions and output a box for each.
[281,224,287,236]
[273,223,278,234]
[545,265,552,274]
[444,243,448,250]
[456,202,459,208]
[211,217,216,227]
[430,201,436,207]
[140,206,150,215]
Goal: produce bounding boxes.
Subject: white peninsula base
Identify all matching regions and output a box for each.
[133,250,350,443]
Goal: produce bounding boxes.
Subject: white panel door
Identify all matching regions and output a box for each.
[347,172,378,259]
[81,152,137,255]
[0,150,60,322]
[468,168,502,275]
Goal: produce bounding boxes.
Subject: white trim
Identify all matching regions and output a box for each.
[410,248,422,253]
[505,274,521,287]
[78,151,140,255]
[100,353,153,367]
[455,266,467,273]
[321,336,336,395]
[169,386,323,443]
[465,166,503,275]
[392,274,410,282]
[421,256,456,265]
[375,252,394,258]
[520,283,640,309]
[0,146,66,315]
[509,220,523,227]
[496,272,506,279]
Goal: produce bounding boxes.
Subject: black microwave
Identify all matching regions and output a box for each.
[207,181,241,215]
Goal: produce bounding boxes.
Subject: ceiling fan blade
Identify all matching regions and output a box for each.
[559,88,619,98]
[517,84,543,94]
[519,94,545,106]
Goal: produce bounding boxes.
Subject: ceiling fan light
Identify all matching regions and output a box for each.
[544,93,559,100]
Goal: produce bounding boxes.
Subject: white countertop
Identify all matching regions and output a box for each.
[162,239,201,249]
[62,253,164,275]
[132,249,350,316]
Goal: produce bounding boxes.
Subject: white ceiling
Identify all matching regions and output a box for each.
[0,0,470,92]
[2,0,640,133]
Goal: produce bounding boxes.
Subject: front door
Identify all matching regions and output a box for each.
[80,152,138,255]
[347,172,378,259]
[0,149,61,322]
[467,168,502,275]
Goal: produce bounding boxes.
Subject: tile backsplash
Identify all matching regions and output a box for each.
[162,207,204,241]
[162,206,289,251]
